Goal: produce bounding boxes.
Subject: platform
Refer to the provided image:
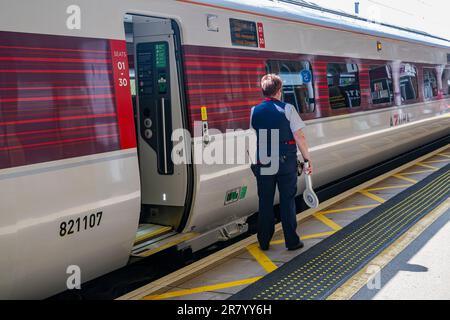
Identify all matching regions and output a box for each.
[119,145,450,300]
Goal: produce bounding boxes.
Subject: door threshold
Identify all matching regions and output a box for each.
[132,232,198,258]
[134,224,173,246]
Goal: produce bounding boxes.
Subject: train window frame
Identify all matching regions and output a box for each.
[265,59,316,114]
[399,63,419,104]
[423,68,439,100]
[326,62,362,110]
[442,68,450,96]
[368,64,394,107]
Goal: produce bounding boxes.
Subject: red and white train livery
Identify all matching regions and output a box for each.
[0,0,449,299]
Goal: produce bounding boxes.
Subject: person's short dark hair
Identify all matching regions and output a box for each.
[261,74,283,97]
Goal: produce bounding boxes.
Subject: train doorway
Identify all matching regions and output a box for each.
[124,14,192,243]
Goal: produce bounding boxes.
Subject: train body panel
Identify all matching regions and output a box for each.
[0,0,449,299]
[185,100,449,233]
[0,150,140,299]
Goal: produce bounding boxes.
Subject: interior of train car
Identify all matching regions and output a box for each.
[123,14,193,251]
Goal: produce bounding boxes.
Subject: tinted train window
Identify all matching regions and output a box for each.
[369,65,394,105]
[327,63,361,109]
[267,60,315,114]
[423,68,438,99]
[399,63,419,102]
[442,69,450,96]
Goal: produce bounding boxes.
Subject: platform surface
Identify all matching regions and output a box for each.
[120,147,450,301]
[353,208,450,300]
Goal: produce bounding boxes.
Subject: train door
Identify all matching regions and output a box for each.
[125,15,192,237]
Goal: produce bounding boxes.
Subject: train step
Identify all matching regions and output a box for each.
[134,224,173,246]
[132,230,198,258]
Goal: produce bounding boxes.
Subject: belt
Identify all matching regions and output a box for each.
[282,140,296,145]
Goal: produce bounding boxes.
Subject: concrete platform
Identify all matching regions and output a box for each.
[353,208,450,300]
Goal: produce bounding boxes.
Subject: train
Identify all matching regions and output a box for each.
[0,0,449,299]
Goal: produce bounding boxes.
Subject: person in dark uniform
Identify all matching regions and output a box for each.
[250,74,313,251]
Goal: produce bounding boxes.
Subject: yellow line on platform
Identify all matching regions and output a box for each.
[359,190,386,204]
[313,213,342,231]
[320,204,379,215]
[401,170,435,176]
[416,162,439,170]
[271,231,336,245]
[393,174,418,184]
[365,184,413,192]
[246,244,278,273]
[423,159,449,164]
[437,153,450,159]
[143,277,262,300]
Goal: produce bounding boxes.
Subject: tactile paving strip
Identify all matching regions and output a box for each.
[231,164,450,300]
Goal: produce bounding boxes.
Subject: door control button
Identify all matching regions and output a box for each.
[144,118,152,128]
[144,129,153,139]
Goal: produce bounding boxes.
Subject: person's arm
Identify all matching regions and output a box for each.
[286,104,313,174]
[293,129,313,175]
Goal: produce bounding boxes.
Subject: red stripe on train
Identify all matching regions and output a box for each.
[0,69,112,74]
[0,45,108,53]
[0,56,111,63]
[0,113,117,126]
[0,94,114,103]
[1,134,119,152]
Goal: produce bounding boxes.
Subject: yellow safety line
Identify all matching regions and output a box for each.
[365,184,413,192]
[264,172,450,300]
[246,244,278,273]
[393,174,418,184]
[416,162,439,170]
[134,226,172,244]
[143,277,262,300]
[313,213,342,231]
[271,231,336,245]
[320,204,379,215]
[401,170,435,176]
[437,153,450,159]
[422,159,449,164]
[359,191,386,204]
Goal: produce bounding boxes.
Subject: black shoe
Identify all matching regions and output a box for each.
[287,241,304,251]
[260,245,270,251]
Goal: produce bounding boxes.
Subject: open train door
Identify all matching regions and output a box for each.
[127,15,192,231]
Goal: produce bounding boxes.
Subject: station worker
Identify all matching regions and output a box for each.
[250,74,313,251]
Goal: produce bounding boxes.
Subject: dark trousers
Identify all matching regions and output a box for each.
[254,155,300,249]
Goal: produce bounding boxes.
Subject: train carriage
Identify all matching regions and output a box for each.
[0,0,449,299]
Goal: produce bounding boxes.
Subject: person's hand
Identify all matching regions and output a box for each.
[304,161,313,175]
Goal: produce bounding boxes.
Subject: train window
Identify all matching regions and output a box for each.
[442,69,450,96]
[266,60,315,114]
[369,65,394,105]
[399,63,419,102]
[423,68,438,100]
[327,63,361,109]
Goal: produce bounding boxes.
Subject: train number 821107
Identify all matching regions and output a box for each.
[59,212,103,237]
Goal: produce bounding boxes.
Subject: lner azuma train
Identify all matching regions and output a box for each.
[0,0,449,299]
